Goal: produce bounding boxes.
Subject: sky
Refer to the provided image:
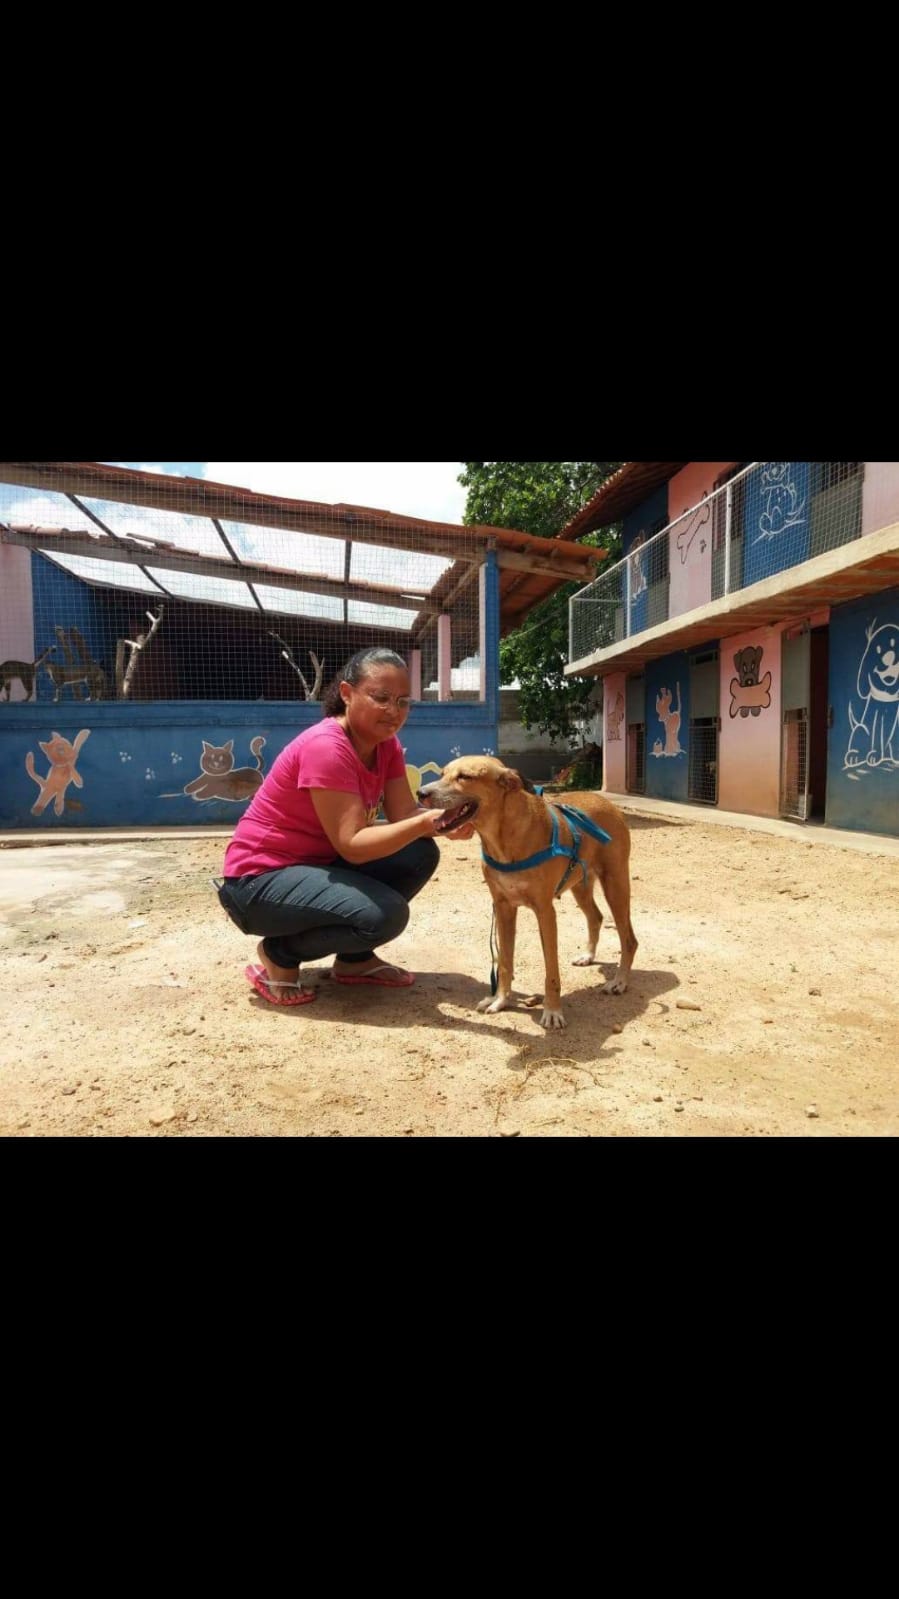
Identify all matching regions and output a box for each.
[113,462,469,525]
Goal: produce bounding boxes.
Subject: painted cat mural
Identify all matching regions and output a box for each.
[25,729,91,816]
[169,737,267,802]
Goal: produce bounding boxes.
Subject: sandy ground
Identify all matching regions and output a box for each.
[2,808,897,1138]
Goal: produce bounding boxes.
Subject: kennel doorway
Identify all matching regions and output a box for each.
[625,673,645,794]
[781,630,810,819]
[688,649,719,804]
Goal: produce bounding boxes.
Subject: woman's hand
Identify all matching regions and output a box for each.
[415,807,450,836]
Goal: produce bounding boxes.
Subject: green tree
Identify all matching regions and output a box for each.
[459,461,622,744]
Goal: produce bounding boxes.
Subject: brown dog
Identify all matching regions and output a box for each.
[419,756,637,1029]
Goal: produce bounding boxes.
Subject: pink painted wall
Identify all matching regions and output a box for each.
[718,623,782,816]
[0,546,35,698]
[602,671,627,792]
[408,649,422,700]
[667,463,739,620]
[861,461,899,535]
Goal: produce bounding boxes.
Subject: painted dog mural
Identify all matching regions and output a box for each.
[730,646,772,719]
[845,620,899,771]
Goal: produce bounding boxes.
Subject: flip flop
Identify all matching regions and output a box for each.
[244,964,317,1006]
[330,963,415,988]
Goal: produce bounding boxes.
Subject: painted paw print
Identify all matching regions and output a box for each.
[145,769,156,781]
[482,747,495,756]
[170,752,183,765]
[450,745,462,759]
[119,751,133,763]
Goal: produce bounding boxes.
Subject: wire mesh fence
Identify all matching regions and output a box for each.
[781,709,809,819]
[688,718,719,804]
[0,465,486,706]
[570,461,869,663]
[626,723,645,794]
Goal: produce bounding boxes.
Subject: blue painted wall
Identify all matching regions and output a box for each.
[644,651,690,801]
[825,585,899,837]
[741,462,811,589]
[0,702,501,828]
[623,484,668,637]
[30,554,121,703]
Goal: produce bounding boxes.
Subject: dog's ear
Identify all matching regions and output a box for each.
[497,766,524,792]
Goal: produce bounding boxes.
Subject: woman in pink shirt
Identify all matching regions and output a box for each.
[220,648,464,1005]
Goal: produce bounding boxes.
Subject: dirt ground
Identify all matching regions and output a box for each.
[2,808,897,1137]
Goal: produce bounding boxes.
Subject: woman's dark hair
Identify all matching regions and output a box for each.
[321,648,409,717]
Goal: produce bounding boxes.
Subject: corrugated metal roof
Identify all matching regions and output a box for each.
[558,462,688,541]
[0,461,605,637]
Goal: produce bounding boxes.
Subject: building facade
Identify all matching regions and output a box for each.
[565,461,899,838]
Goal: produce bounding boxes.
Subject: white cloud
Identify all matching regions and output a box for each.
[203,462,467,525]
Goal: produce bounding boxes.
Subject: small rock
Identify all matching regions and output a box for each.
[674,1103,684,1112]
[653,1095,663,1103]
[805,1105,820,1119]
[808,987,822,996]
[611,1023,623,1034]
[499,1130,521,1138]
[676,1000,702,1011]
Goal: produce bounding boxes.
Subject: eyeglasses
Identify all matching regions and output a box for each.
[363,691,413,712]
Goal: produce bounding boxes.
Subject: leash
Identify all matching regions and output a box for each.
[481,802,611,898]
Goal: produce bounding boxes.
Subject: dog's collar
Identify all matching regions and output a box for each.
[481,803,611,896]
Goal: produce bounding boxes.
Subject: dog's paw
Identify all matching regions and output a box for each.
[477,994,510,1014]
[571,953,598,967]
[601,977,628,995]
[540,1008,567,1029]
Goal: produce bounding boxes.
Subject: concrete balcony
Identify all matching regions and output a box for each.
[566,521,899,677]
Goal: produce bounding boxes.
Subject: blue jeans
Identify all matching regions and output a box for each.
[224,837,439,971]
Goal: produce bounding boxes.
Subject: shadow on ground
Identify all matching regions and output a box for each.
[623,814,685,831]
[243,962,680,1050]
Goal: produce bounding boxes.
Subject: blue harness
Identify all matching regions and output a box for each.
[481,801,612,899]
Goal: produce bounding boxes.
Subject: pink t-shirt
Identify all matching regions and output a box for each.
[224,718,407,877]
